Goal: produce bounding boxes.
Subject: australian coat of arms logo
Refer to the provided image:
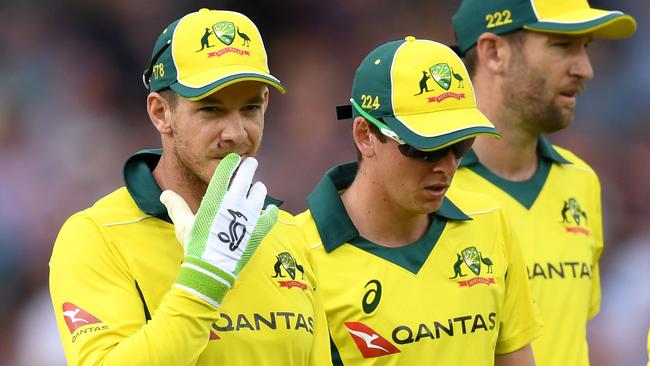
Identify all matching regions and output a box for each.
[449,246,495,287]
[561,198,589,235]
[271,252,307,290]
[196,21,252,57]
[414,63,466,103]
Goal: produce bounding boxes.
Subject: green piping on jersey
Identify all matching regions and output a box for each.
[459,137,570,209]
[307,162,469,273]
[330,336,343,366]
[123,149,282,224]
[349,216,447,274]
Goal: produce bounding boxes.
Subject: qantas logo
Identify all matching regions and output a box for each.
[344,321,400,358]
[62,302,101,333]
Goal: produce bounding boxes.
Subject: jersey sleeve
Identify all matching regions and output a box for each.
[588,173,603,319]
[49,214,219,366]
[495,210,543,355]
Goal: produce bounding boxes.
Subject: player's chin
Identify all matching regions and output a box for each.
[415,197,445,215]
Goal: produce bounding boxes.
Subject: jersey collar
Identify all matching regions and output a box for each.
[460,136,571,167]
[307,162,471,253]
[123,149,282,224]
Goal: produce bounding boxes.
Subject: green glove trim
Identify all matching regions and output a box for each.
[187,153,240,258]
[175,256,235,307]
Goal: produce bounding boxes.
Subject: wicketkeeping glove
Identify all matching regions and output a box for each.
[160,153,278,308]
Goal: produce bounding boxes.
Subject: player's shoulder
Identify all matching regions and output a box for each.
[551,144,598,176]
[293,209,323,247]
[275,209,298,225]
[60,187,147,232]
[446,186,503,219]
[294,209,314,225]
[266,209,306,236]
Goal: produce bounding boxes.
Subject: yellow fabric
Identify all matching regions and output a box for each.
[172,9,280,90]
[391,39,493,138]
[452,146,603,366]
[297,189,541,365]
[532,0,591,18]
[50,187,330,366]
[527,0,637,38]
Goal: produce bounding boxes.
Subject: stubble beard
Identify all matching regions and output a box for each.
[173,135,210,193]
[502,51,573,135]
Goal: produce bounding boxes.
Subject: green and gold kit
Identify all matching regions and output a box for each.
[49,150,330,366]
[452,138,603,366]
[297,163,541,365]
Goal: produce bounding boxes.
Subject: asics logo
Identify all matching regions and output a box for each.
[217,209,248,251]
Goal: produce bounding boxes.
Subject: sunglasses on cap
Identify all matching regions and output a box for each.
[348,99,475,163]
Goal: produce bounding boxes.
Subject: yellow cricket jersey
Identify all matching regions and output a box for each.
[49,149,331,366]
[296,162,541,365]
[452,137,603,366]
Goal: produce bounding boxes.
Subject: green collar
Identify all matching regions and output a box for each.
[123,149,282,223]
[460,136,571,167]
[307,162,471,255]
[458,136,571,209]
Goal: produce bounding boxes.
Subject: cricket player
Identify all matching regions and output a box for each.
[297,37,542,365]
[449,1,637,365]
[49,9,329,365]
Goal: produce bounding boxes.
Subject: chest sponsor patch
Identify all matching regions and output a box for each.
[344,321,400,358]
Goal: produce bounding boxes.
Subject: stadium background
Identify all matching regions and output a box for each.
[0,1,648,364]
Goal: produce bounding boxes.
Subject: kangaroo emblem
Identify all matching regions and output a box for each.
[63,308,88,324]
[414,71,432,95]
[272,252,304,280]
[217,209,248,250]
[196,28,214,52]
[236,27,251,47]
[562,198,588,225]
[449,253,467,279]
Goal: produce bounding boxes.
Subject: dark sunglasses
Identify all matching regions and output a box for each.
[397,137,475,162]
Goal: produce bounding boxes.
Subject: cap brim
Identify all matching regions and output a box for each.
[385,107,500,150]
[524,9,636,39]
[171,64,286,100]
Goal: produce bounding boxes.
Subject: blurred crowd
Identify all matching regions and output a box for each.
[0,0,648,364]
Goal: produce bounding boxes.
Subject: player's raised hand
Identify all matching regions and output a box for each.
[161,153,278,308]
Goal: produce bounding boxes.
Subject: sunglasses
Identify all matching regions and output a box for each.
[350,99,475,163]
[397,138,475,162]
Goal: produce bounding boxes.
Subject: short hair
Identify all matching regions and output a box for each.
[157,88,178,110]
[463,30,526,77]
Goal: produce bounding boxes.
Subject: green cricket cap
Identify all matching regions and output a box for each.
[453,0,637,54]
